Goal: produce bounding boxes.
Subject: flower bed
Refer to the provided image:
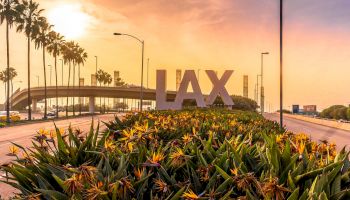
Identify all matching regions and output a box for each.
[1,109,350,199]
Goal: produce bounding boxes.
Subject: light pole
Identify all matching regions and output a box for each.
[280,0,284,129]
[256,74,261,106]
[95,56,98,74]
[147,58,149,88]
[260,52,269,114]
[113,32,145,112]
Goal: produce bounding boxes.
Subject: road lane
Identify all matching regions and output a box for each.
[0,114,117,198]
[264,113,350,150]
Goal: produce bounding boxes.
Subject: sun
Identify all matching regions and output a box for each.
[47,4,91,39]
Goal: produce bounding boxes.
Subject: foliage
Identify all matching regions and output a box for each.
[184,95,258,112]
[0,67,17,82]
[2,109,350,199]
[278,109,292,114]
[320,105,348,120]
[0,122,5,127]
[0,113,20,122]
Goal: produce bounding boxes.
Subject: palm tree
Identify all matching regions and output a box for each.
[96,69,105,113]
[62,41,76,117]
[105,72,112,113]
[0,0,21,123]
[71,43,79,116]
[75,47,87,115]
[0,67,17,110]
[33,17,51,119]
[16,0,43,120]
[47,31,64,118]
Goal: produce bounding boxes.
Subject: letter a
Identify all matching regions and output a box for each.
[174,70,206,109]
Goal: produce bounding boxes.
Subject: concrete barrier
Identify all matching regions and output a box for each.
[284,114,350,131]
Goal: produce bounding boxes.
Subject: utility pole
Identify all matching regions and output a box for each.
[280,0,284,129]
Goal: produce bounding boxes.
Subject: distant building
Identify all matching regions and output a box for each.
[292,105,300,114]
[91,74,97,86]
[176,70,182,91]
[114,71,120,87]
[243,75,248,98]
[303,105,317,113]
[0,104,4,111]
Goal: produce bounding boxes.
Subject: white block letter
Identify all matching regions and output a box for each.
[206,70,234,106]
[174,70,206,109]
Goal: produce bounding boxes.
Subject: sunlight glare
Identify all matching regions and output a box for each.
[47,4,90,39]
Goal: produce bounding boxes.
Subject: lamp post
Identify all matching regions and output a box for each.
[147,58,149,88]
[95,56,98,74]
[260,52,269,114]
[256,74,261,106]
[113,32,145,112]
[280,0,284,129]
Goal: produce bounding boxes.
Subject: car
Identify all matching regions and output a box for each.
[47,111,56,118]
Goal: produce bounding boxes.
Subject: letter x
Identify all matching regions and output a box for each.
[206,70,234,106]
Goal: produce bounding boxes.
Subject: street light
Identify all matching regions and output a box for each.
[260,52,269,114]
[280,0,284,129]
[147,58,149,88]
[95,56,98,74]
[256,74,261,105]
[113,32,145,112]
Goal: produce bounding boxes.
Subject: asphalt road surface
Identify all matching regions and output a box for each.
[0,114,117,198]
[264,113,350,150]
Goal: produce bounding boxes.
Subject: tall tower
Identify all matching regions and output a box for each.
[243,75,248,98]
[114,71,120,109]
[176,69,182,91]
[114,71,120,86]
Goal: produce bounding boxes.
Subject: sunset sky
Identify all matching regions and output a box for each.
[1,0,350,111]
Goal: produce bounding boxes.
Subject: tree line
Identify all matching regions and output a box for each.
[320,105,350,121]
[1,0,88,121]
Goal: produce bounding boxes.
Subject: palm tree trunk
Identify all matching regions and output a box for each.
[78,65,81,115]
[66,62,71,118]
[55,56,58,118]
[43,46,47,119]
[11,80,13,110]
[27,36,32,121]
[72,65,75,116]
[6,21,10,123]
[100,83,102,114]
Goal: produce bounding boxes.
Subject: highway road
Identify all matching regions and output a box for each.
[0,114,117,198]
[264,113,350,150]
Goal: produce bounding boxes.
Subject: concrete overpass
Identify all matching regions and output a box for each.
[10,86,177,113]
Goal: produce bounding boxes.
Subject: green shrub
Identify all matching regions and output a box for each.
[1,109,349,199]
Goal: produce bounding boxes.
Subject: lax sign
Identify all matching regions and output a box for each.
[156,70,234,110]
